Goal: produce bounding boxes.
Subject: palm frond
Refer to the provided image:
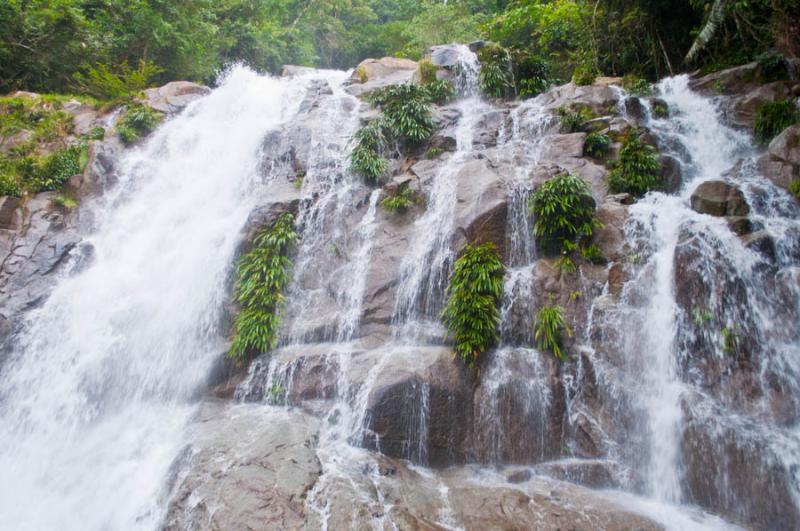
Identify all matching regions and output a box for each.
[686,0,729,62]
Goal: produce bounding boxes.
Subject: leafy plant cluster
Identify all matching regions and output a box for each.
[789,179,800,201]
[755,51,790,83]
[229,213,298,361]
[622,75,655,97]
[116,104,163,145]
[607,131,662,195]
[442,243,505,368]
[528,172,599,256]
[535,304,572,361]
[555,106,595,134]
[0,96,95,197]
[381,184,421,213]
[73,60,163,103]
[753,99,799,145]
[351,81,452,183]
[477,44,514,99]
[476,44,552,100]
[583,133,611,159]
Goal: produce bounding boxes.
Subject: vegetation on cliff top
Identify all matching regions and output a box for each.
[3,1,797,96]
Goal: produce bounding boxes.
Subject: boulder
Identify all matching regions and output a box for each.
[757,124,800,192]
[346,57,417,97]
[689,62,763,95]
[539,83,621,116]
[593,194,631,262]
[428,45,465,68]
[728,80,800,128]
[690,181,749,217]
[163,402,322,531]
[658,154,683,193]
[357,346,473,466]
[142,81,210,114]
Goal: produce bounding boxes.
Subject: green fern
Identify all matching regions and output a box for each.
[528,172,599,255]
[535,305,572,361]
[229,213,297,361]
[442,243,505,368]
[685,0,729,62]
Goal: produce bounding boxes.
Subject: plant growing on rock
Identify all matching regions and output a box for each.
[422,79,455,105]
[381,184,420,213]
[651,101,669,119]
[418,59,438,85]
[607,131,661,196]
[571,64,596,86]
[73,60,163,102]
[370,84,435,143]
[555,106,594,134]
[350,120,390,183]
[535,304,572,361]
[756,51,790,83]
[753,99,799,145]
[117,104,162,145]
[583,133,611,159]
[528,172,598,255]
[229,212,297,361]
[622,75,655,97]
[442,243,504,368]
[28,144,87,192]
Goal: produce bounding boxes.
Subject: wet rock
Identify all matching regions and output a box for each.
[690,62,763,95]
[690,180,749,217]
[472,109,510,148]
[725,216,758,236]
[625,97,647,122]
[307,452,663,531]
[281,64,319,77]
[163,402,322,531]
[428,45,465,68]
[143,81,210,114]
[358,346,473,466]
[535,459,619,489]
[658,154,683,193]
[506,469,533,483]
[682,411,800,531]
[757,124,800,193]
[594,194,631,262]
[741,230,777,261]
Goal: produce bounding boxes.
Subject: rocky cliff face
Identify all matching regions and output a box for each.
[2,54,799,530]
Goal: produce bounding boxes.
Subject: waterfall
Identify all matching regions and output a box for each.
[392,45,491,339]
[0,66,318,531]
[610,74,800,518]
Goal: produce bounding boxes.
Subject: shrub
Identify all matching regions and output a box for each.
[418,58,438,85]
[555,106,594,133]
[622,75,655,96]
[753,99,799,145]
[28,144,86,192]
[581,243,605,264]
[229,213,297,361]
[0,164,21,197]
[571,64,596,86]
[442,243,504,368]
[512,51,551,98]
[87,126,105,141]
[117,104,163,145]
[370,84,435,143]
[535,305,572,361]
[422,79,455,105]
[350,120,390,183]
[425,147,445,159]
[756,51,790,83]
[478,44,514,99]
[73,60,163,101]
[381,184,419,213]
[607,132,661,195]
[584,133,611,159]
[528,172,598,255]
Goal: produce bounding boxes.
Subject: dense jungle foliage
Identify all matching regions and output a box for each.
[2,0,798,93]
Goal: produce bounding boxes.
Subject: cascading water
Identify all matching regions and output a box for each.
[0,66,318,531]
[392,45,492,339]
[600,74,800,523]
